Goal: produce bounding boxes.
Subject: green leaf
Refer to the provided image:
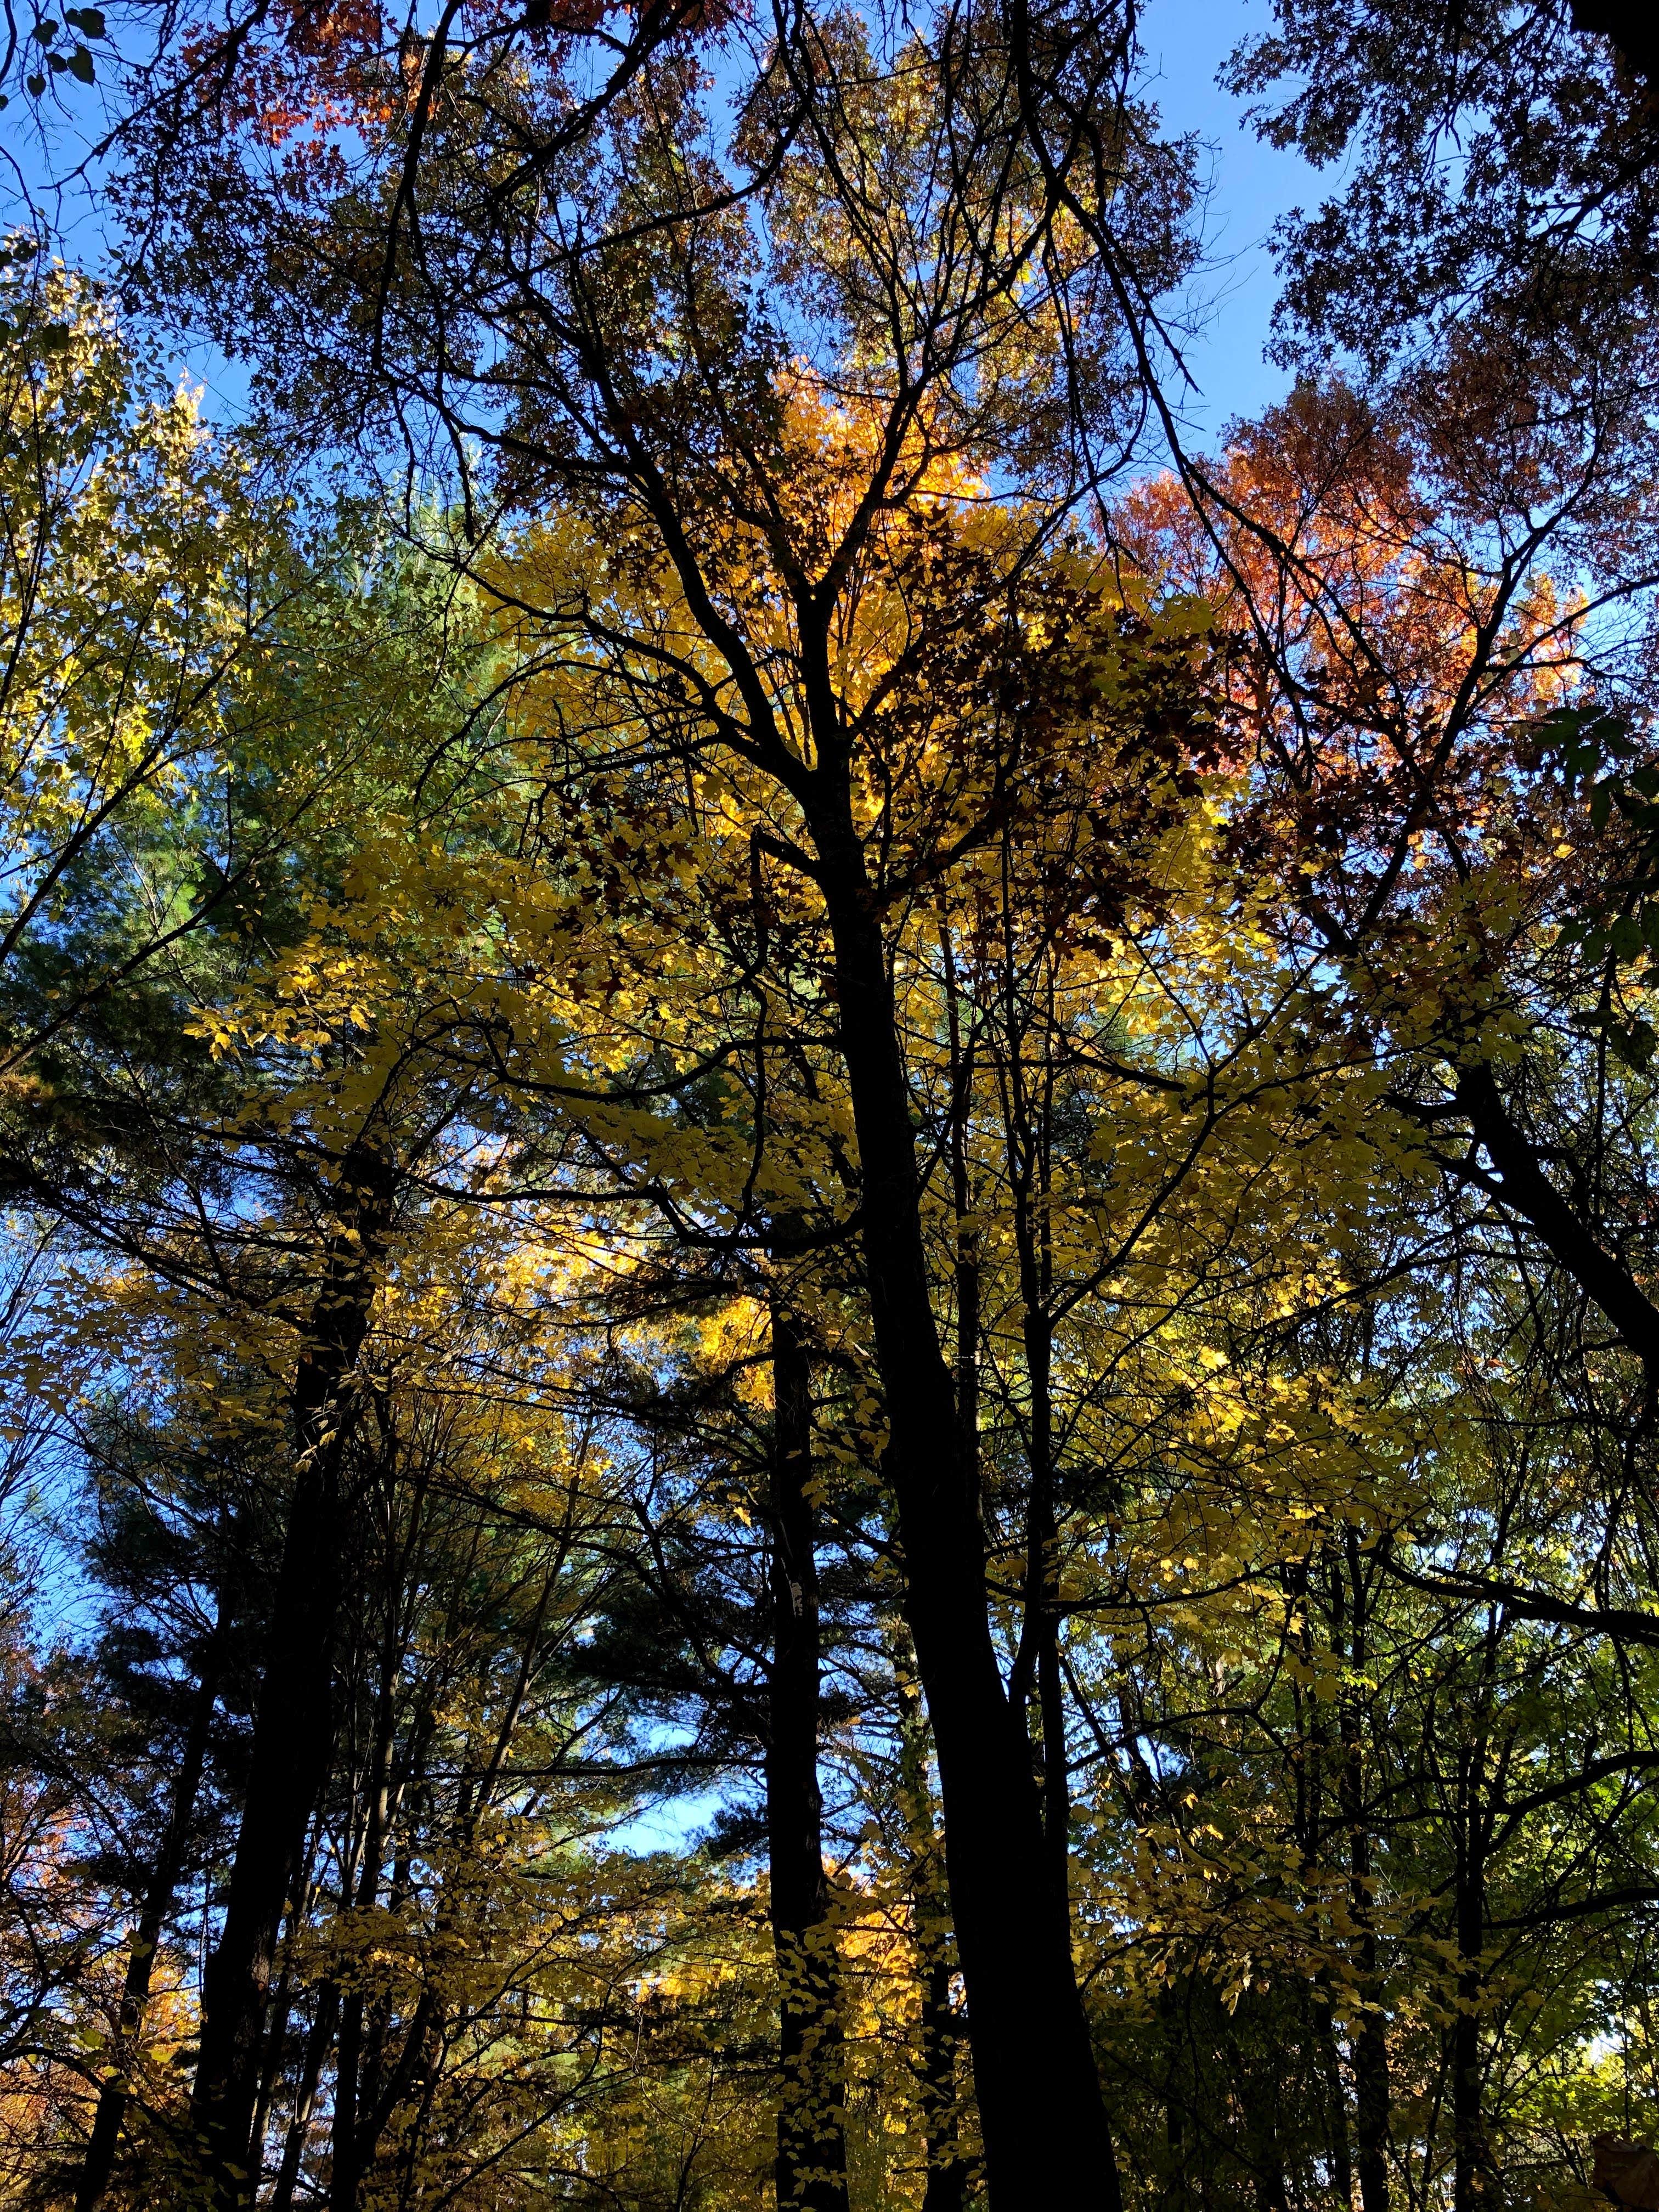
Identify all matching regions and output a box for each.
[1590,781,1614,831]
[31,18,59,38]
[66,44,93,78]
[65,7,105,31]
[1608,915,1641,962]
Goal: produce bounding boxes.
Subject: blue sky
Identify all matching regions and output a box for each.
[3,0,1327,442]
[1141,0,1327,434]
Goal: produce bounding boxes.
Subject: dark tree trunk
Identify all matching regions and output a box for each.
[1452,1788,1495,2212]
[998,930,1070,1936]
[190,1148,393,2208]
[1311,1988,1354,2212]
[1568,0,1659,86]
[895,1645,970,2212]
[810,805,1120,2211]
[917,1945,970,2212]
[331,1708,395,2212]
[343,1487,430,2206]
[250,1806,332,2182]
[1456,1065,1659,1376]
[270,1985,337,2212]
[1158,1979,1190,2212]
[766,1293,849,2212]
[937,897,981,1519]
[1252,2152,1289,2212]
[1354,2000,1391,2212]
[1337,1536,1390,2212]
[1017,1311,1071,1933]
[76,1642,223,2211]
[1235,1991,1289,2212]
[336,1554,556,2200]
[333,1981,367,2211]
[918,951,976,2212]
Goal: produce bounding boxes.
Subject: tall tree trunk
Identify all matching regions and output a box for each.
[917,943,976,2212]
[336,1549,562,2197]
[1452,1771,1494,2212]
[1354,2001,1391,2212]
[1337,1536,1390,2212]
[767,1292,849,2212]
[332,1640,399,2212]
[1311,1986,1355,2212]
[1012,1308,1071,1932]
[1242,2002,1289,2212]
[1158,1978,1190,2212]
[333,1979,367,2210]
[190,1147,394,2208]
[917,1945,969,2212]
[895,1641,969,2212]
[1251,2152,1289,2212]
[246,1854,313,2180]
[999,927,1070,1933]
[811,807,1119,2211]
[76,1640,223,2211]
[269,1985,337,2212]
[936,897,981,1517]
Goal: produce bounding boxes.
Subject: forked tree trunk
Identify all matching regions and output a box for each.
[627,453,1119,2203]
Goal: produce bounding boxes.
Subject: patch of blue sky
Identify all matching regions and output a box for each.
[3,1,1334,468]
[607,1785,730,1856]
[1,32,344,447]
[1139,0,1324,440]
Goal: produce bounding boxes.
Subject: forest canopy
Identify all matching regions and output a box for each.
[1,2,1658,2208]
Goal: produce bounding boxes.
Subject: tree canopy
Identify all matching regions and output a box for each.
[2,2,1659,2208]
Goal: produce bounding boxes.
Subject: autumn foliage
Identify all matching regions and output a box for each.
[2,1,1659,2209]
